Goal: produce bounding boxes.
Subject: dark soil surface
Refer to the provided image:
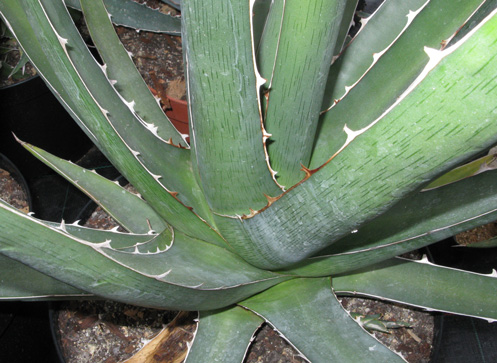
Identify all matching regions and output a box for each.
[55,300,179,363]
[454,221,497,245]
[115,0,186,104]
[0,167,29,212]
[339,297,433,362]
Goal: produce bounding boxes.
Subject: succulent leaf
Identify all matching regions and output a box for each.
[5,46,29,79]
[36,0,210,219]
[80,0,188,148]
[22,141,167,235]
[313,0,488,166]
[186,307,263,363]
[241,278,405,362]
[0,199,290,310]
[64,0,181,34]
[0,254,89,300]
[182,0,282,215]
[160,0,181,12]
[257,0,348,188]
[445,0,497,46]
[333,257,497,322]
[251,0,272,52]
[284,169,497,276]
[322,0,429,111]
[350,312,411,334]
[216,7,497,269]
[331,0,359,58]
[423,152,497,191]
[2,0,221,243]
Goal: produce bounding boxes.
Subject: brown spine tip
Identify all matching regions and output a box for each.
[242,208,259,219]
[263,193,280,205]
[300,164,316,179]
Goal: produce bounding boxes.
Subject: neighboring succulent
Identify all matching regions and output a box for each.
[1,0,497,361]
[0,19,32,82]
[350,312,411,334]
[63,0,181,34]
[0,0,179,84]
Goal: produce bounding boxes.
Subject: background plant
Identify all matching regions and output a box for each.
[1,0,497,361]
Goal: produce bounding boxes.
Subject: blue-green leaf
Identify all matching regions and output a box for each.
[241,278,404,362]
[333,258,497,321]
[186,307,263,363]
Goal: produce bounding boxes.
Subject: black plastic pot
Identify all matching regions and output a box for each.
[0,76,93,181]
[26,145,121,224]
[428,239,497,362]
[0,76,120,222]
[0,154,61,363]
[1,77,118,362]
[0,302,62,363]
[1,76,93,221]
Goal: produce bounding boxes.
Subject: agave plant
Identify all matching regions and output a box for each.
[1,0,497,361]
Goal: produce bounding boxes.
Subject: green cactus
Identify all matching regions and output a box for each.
[1,0,497,361]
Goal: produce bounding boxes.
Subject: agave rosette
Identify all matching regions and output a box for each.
[1,0,497,361]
